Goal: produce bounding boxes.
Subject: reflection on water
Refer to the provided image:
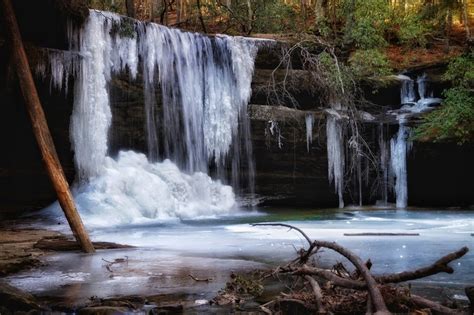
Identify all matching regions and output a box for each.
[7,208,474,304]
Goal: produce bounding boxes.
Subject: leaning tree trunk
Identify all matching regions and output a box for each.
[0,0,95,253]
[315,0,328,25]
[463,0,471,40]
[126,0,136,18]
[196,0,207,33]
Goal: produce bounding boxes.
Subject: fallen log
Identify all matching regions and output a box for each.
[0,0,94,253]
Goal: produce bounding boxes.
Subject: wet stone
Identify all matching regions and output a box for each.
[0,282,44,312]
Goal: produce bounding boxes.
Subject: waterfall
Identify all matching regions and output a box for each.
[305,114,314,152]
[398,74,416,105]
[389,73,443,208]
[44,11,259,225]
[390,120,410,208]
[138,23,257,182]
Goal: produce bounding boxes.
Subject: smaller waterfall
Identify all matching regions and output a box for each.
[390,120,410,208]
[390,73,440,208]
[390,77,414,208]
[305,114,314,152]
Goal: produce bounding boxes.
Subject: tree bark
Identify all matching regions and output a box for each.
[463,0,471,40]
[0,0,95,253]
[126,0,136,18]
[246,0,253,35]
[196,0,207,33]
[304,275,326,314]
[309,240,390,315]
[315,0,328,25]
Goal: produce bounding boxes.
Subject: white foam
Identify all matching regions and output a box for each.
[48,151,236,227]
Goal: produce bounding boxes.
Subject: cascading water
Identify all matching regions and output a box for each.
[390,73,440,208]
[45,11,259,226]
[138,23,257,183]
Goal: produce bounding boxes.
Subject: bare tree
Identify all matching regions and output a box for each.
[126,0,136,18]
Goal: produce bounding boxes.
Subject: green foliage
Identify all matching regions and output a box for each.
[344,0,390,49]
[225,273,264,297]
[413,87,474,144]
[110,19,136,38]
[443,53,474,87]
[253,1,297,33]
[414,53,474,144]
[349,49,392,78]
[317,51,353,95]
[395,11,431,47]
[87,0,125,14]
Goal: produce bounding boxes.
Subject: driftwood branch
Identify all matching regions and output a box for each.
[252,223,319,263]
[410,294,458,315]
[377,246,468,284]
[188,274,212,282]
[251,223,468,314]
[319,240,390,314]
[304,275,326,314]
[252,223,312,247]
[289,246,468,289]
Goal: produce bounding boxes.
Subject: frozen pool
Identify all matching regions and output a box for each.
[6,208,474,305]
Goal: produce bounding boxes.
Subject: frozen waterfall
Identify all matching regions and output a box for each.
[44,10,259,225]
[390,73,440,208]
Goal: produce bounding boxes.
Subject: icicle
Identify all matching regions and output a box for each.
[390,120,411,208]
[35,50,80,94]
[267,120,284,149]
[305,114,314,152]
[326,115,345,208]
[69,11,139,180]
[378,123,389,205]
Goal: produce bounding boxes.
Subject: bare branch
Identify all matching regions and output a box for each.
[304,275,326,313]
